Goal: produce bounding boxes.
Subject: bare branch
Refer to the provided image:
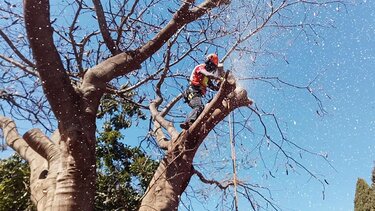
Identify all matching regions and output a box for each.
[152,123,170,150]
[248,106,328,195]
[115,0,140,46]
[221,1,286,62]
[68,0,84,73]
[0,29,35,67]
[239,75,327,115]
[0,54,38,77]
[92,0,120,55]
[193,167,233,190]
[85,0,230,85]
[119,68,165,93]
[160,93,184,117]
[150,42,179,141]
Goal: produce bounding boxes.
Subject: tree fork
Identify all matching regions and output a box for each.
[141,73,252,210]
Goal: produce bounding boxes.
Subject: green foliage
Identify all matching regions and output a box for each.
[95,128,158,210]
[95,92,157,210]
[97,93,146,130]
[0,155,35,211]
[354,178,375,211]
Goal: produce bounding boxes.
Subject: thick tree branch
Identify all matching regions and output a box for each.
[187,72,253,142]
[24,0,81,128]
[152,123,170,150]
[0,116,49,210]
[150,93,183,150]
[92,0,119,55]
[80,0,229,119]
[150,50,179,141]
[136,0,230,63]
[84,0,230,84]
[23,128,61,211]
[23,128,60,162]
[0,116,34,162]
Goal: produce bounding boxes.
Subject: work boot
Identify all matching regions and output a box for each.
[180,121,192,130]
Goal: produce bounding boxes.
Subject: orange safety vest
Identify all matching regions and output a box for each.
[189,64,209,95]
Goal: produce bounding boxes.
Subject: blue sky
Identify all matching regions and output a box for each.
[181,1,375,210]
[1,1,375,211]
[243,1,375,210]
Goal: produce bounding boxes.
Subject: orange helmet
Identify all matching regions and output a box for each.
[205,53,219,67]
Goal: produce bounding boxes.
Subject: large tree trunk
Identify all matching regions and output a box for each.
[139,137,195,211]
[141,73,252,210]
[0,117,97,210]
[51,129,96,210]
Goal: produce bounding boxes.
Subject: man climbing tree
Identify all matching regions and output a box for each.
[180,53,223,129]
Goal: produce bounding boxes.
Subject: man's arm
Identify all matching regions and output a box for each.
[199,68,221,80]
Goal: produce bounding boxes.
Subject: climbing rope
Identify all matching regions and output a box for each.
[229,102,239,211]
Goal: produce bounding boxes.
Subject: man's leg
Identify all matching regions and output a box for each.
[180,95,203,129]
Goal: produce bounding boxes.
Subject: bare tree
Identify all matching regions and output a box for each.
[0,0,346,210]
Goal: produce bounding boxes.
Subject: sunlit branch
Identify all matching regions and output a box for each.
[160,93,183,117]
[23,128,60,161]
[0,116,34,162]
[24,0,81,127]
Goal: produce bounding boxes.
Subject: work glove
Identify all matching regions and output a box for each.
[217,63,224,73]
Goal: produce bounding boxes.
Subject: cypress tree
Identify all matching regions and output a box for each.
[355,166,375,211]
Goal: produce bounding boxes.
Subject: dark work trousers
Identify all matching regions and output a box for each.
[185,86,204,123]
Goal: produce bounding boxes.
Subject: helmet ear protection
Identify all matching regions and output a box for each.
[205,53,219,72]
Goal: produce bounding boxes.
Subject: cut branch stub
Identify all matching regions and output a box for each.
[0,116,50,210]
[23,128,60,162]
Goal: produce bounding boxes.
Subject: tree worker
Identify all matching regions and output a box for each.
[180,53,223,129]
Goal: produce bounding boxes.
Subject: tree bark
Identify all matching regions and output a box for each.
[140,73,252,210]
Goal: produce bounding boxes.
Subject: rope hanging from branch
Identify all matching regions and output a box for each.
[229,102,239,211]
